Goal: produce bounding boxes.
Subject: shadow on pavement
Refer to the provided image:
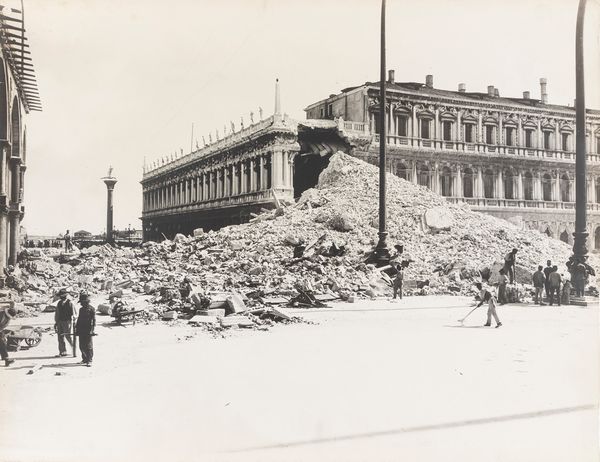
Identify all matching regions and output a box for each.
[227,404,595,453]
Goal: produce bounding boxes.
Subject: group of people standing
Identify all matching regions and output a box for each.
[54,288,96,366]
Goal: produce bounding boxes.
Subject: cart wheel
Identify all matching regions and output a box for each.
[25,330,42,347]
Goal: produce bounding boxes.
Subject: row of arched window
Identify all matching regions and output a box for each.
[395,163,597,202]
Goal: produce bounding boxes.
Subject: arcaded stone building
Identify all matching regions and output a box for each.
[305,72,600,251]
[0,5,41,277]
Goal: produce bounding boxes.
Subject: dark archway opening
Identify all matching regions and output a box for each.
[293,153,331,198]
[560,230,569,243]
[595,227,600,250]
[294,124,350,199]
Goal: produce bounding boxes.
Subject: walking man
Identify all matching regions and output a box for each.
[76,293,96,367]
[543,260,553,299]
[55,288,74,357]
[503,248,518,284]
[474,282,502,328]
[548,266,562,306]
[0,302,17,366]
[392,264,404,300]
[497,268,508,305]
[532,265,546,305]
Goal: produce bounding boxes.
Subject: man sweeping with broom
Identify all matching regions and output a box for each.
[459,282,502,328]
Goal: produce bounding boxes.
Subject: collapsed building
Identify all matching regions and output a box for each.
[0,4,41,279]
[141,75,600,253]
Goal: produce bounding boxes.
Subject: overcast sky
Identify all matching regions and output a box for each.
[13,0,600,235]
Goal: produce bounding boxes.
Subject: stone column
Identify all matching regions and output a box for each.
[456,111,462,142]
[272,152,281,188]
[517,117,523,149]
[477,113,483,143]
[555,124,560,151]
[537,119,542,149]
[554,172,560,201]
[259,156,266,190]
[0,213,7,271]
[517,171,524,199]
[389,104,395,137]
[456,168,463,197]
[434,108,440,141]
[497,169,504,198]
[411,161,418,185]
[411,106,418,138]
[498,113,503,145]
[591,176,597,203]
[8,214,19,265]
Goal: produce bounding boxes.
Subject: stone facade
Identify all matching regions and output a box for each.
[141,114,301,240]
[0,9,41,278]
[305,73,600,251]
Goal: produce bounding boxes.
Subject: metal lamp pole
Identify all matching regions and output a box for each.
[371,0,391,266]
[572,0,588,266]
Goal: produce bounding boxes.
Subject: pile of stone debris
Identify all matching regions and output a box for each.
[5,152,597,322]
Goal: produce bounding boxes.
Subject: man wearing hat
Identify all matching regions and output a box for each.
[55,288,75,357]
[75,292,96,367]
[0,301,17,366]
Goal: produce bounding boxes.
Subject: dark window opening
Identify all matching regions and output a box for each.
[505,127,514,146]
[421,119,430,139]
[443,121,452,141]
[463,169,474,198]
[464,124,474,143]
[440,167,452,196]
[561,133,569,151]
[525,129,533,148]
[398,117,408,137]
[543,131,551,149]
[485,125,494,144]
[542,174,552,201]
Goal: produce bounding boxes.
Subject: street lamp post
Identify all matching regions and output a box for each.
[370,0,391,267]
[572,0,588,271]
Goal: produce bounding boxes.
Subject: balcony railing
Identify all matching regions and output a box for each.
[368,134,600,163]
[142,188,292,217]
[445,197,600,211]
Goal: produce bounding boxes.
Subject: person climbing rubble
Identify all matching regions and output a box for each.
[64,230,73,252]
[0,302,17,366]
[179,277,193,300]
[503,248,518,284]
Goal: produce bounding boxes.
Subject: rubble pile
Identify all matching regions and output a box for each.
[6,152,598,322]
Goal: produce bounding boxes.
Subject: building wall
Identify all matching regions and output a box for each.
[310,80,600,252]
[0,49,28,276]
[141,115,300,240]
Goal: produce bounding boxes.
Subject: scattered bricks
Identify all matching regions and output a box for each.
[226,294,246,315]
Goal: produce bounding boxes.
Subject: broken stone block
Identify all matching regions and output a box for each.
[220,315,255,328]
[226,294,246,315]
[424,206,453,232]
[162,311,178,320]
[173,233,188,243]
[199,308,225,317]
[97,304,111,315]
[193,228,205,237]
[188,315,218,325]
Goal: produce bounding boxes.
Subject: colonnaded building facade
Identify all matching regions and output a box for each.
[141,75,600,252]
[0,4,41,278]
